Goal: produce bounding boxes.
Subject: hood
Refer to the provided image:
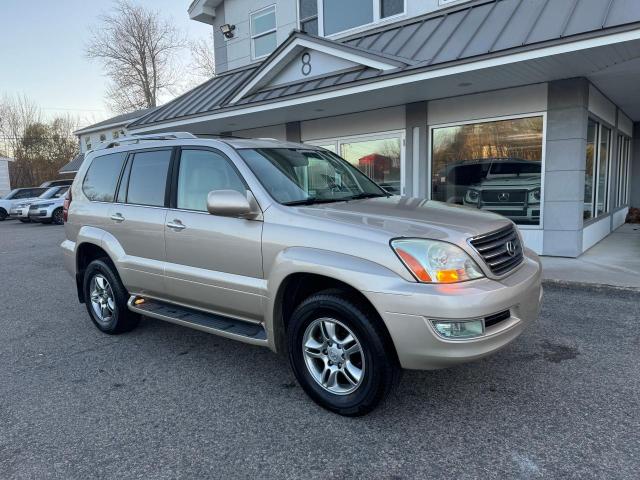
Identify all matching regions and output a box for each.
[475,175,540,189]
[289,196,511,243]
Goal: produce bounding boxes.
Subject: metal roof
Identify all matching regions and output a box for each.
[129,0,640,129]
[58,153,85,174]
[74,107,157,135]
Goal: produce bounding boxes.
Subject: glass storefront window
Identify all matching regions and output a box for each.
[596,126,611,216]
[339,136,402,194]
[584,119,612,220]
[584,119,597,220]
[431,116,544,226]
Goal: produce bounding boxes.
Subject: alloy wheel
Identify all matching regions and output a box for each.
[302,318,365,395]
[89,274,115,324]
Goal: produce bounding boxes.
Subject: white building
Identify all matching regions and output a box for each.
[124,0,638,257]
[0,156,14,197]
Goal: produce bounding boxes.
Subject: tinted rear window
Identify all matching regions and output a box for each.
[125,150,171,207]
[83,152,127,202]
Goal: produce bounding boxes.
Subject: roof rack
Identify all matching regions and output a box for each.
[93,132,197,151]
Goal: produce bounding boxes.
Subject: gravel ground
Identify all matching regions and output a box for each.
[1,220,639,479]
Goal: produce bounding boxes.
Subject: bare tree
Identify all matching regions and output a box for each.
[190,36,216,78]
[86,0,186,114]
[0,93,42,159]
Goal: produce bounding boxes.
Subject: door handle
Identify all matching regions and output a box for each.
[110,213,125,222]
[166,220,186,231]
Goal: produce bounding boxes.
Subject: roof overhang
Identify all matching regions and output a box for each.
[188,0,222,25]
[130,26,640,134]
[229,33,409,104]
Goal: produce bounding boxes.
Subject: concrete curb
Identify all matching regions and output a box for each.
[542,278,640,294]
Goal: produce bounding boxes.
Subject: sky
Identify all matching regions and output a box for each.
[0,0,212,129]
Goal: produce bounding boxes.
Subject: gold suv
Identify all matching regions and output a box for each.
[62,133,542,416]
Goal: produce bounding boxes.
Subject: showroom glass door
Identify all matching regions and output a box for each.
[306,131,405,195]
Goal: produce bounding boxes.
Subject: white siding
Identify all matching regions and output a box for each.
[0,160,10,197]
[428,84,548,125]
[588,85,616,125]
[301,106,405,141]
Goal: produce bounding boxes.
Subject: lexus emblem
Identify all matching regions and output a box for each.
[505,240,517,257]
[498,192,510,202]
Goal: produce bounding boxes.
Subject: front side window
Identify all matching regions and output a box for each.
[177,149,246,212]
[239,148,386,204]
[125,150,172,207]
[431,116,544,226]
[83,152,127,202]
[251,6,277,59]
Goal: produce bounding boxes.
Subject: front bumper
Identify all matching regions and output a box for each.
[28,207,53,221]
[365,250,542,370]
[9,207,30,219]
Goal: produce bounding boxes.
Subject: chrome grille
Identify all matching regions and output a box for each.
[469,225,523,276]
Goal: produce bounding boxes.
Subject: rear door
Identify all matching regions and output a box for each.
[106,148,173,298]
[163,147,264,321]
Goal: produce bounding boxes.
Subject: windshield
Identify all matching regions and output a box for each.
[238,148,388,205]
[39,186,69,199]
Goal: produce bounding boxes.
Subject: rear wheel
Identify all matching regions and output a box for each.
[52,208,64,225]
[287,292,400,416]
[83,259,140,334]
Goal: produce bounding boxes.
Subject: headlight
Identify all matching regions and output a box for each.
[16,202,30,208]
[465,189,479,203]
[391,239,484,283]
[528,188,541,204]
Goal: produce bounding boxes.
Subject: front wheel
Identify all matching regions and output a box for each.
[287,292,400,416]
[0,209,6,221]
[52,208,64,225]
[83,259,140,334]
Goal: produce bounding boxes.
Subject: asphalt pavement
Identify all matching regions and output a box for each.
[1,220,639,479]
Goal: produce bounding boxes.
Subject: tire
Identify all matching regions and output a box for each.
[52,208,64,225]
[287,292,400,416]
[0,209,6,221]
[82,259,140,334]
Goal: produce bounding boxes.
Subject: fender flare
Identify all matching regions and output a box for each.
[265,246,404,353]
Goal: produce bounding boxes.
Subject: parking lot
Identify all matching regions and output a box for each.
[1,220,639,479]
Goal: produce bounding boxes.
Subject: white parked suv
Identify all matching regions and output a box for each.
[9,186,69,223]
[28,186,69,225]
[0,187,48,221]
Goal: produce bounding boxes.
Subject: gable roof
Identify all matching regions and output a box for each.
[58,153,85,174]
[128,0,640,130]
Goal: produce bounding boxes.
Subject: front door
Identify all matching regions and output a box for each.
[163,148,264,322]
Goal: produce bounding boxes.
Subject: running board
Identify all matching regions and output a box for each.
[127,296,268,346]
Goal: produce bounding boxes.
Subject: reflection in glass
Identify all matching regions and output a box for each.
[340,137,402,194]
[584,119,597,220]
[431,117,543,225]
[323,0,373,35]
[597,126,610,216]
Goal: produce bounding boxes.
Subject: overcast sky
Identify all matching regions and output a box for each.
[0,0,211,129]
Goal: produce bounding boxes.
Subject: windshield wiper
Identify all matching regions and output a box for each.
[347,192,390,200]
[282,197,347,206]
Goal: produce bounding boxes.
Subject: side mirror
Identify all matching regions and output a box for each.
[206,190,261,219]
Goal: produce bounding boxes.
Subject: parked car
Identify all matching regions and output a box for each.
[9,186,69,223]
[62,134,542,416]
[40,179,73,188]
[28,186,70,225]
[462,160,542,225]
[0,187,48,221]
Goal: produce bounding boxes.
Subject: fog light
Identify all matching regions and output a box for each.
[432,319,484,339]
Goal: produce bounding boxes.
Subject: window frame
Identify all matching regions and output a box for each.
[83,151,129,204]
[616,134,631,208]
[113,147,175,208]
[299,0,407,38]
[250,4,277,60]
[583,118,614,222]
[305,129,406,195]
[428,112,547,230]
[169,146,250,214]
